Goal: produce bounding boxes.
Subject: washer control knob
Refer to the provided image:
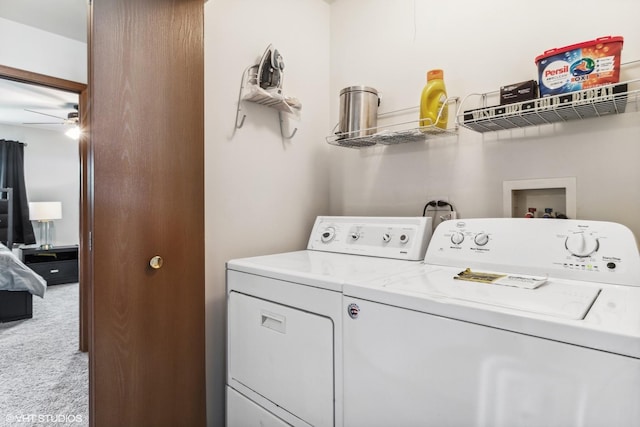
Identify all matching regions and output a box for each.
[565,232,599,257]
[474,232,489,246]
[399,234,409,244]
[350,232,360,241]
[382,232,391,243]
[321,227,336,243]
[451,232,465,245]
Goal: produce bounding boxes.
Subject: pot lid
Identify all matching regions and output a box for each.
[340,85,379,96]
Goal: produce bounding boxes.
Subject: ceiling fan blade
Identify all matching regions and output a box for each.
[22,122,66,125]
[24,108,66,120]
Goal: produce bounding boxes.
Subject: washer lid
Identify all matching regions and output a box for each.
[385,268,601,320]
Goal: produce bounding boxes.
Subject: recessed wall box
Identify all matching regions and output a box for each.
[503,177,576,219]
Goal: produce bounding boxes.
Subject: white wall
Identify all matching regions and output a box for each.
[204,1,331,425]
[0,17,87,83]
[0,124,80,246]
[329,0,640,238]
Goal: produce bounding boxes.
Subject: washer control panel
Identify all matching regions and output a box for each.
[308,216,433,261]
[425,218,640,286]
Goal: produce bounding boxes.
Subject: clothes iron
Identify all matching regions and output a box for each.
[257,44,284,92]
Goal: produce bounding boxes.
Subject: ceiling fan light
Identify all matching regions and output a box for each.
[65,126,80,140]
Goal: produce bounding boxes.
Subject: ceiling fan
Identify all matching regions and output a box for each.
[23,104,79,126]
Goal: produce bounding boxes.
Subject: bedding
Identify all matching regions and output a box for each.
[0,243,46,297]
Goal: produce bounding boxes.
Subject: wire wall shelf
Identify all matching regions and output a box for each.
[457,61,640,133]
[326,124,457,148]
[327,97,459,149]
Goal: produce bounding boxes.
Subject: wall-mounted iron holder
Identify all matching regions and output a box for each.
[234,64,301,139]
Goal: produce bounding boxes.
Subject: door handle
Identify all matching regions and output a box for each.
[149,255,164,269]
[261,311,286,333]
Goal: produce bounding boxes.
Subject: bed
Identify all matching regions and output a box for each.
[1,188,46,322]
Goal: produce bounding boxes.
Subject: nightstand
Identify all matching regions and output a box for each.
[20,245,79,285]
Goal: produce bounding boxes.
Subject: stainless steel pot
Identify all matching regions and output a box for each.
[338,86,380,139]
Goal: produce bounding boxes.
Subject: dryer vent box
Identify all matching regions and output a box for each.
[503,178,576,219]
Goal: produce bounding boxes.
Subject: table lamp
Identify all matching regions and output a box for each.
[29,201,62,249]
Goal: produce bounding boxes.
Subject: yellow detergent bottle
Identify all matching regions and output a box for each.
[419,69,448,130]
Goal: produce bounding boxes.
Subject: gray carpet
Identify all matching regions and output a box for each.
[0,283,88,427]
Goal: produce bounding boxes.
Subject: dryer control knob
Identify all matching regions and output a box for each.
[382,232,391,243]
[350,232,360,241]
[321,227,336,243]
[565,232,599,257]
[451,232,465,245]
[474,232,489,246]
[399,234,409,244]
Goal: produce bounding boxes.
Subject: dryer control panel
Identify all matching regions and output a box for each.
[308,216,432,261]
[425,218,640,286]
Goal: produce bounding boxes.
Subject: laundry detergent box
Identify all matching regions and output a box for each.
[535,36,623,97]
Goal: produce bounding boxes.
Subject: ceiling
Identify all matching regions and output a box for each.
[0,79,79,132]
[0,0,86,133]
[0,0,87,42]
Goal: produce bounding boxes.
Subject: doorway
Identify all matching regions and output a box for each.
[0,64,89,350]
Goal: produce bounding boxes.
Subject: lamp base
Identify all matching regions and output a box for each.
[37,220,54,250]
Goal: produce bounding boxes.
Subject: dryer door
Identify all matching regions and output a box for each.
[228,291,334,427]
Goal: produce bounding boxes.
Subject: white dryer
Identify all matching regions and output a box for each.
[342,218,640,427]
[226,216,432,427]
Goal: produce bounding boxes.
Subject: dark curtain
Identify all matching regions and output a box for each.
[0,139,36,245]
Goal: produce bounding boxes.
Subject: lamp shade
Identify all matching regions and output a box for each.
[29,202,62,221]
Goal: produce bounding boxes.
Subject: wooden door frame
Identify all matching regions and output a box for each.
[0,64,91,352]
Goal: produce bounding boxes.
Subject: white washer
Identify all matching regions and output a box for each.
[342,218,640,427]
[226,216,433,427]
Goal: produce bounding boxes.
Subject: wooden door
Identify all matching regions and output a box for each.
[88,1,205,426]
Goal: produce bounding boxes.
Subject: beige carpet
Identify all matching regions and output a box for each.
[0,283,88,427]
